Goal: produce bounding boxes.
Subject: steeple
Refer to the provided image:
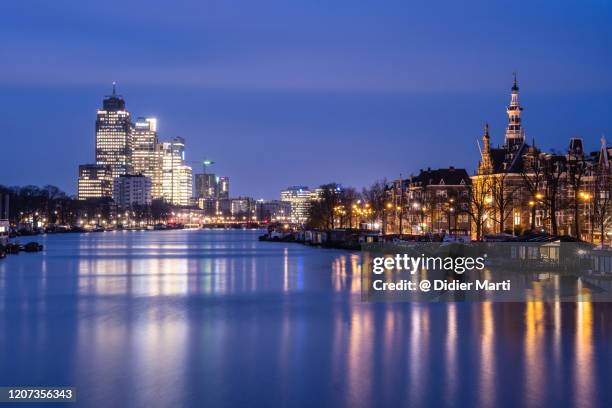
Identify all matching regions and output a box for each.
[504,73,524,149]
[600,135,609,169]
[479,122,494,175]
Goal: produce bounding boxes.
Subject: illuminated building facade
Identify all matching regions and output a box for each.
[77,164,113,200]
[95,83,132,179]
[218,176,229,199]
[113,174,152,208]
[161,137,193,206]
[280,186,313,224]
[256,200,291,223]
[132,117,162,198]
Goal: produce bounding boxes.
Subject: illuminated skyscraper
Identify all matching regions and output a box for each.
[161,137,193,206]
[77,164,113,200]
[132,117,162,198]
[95,82,132,178]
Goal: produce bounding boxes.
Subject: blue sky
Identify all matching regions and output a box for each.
[1,0,611,198]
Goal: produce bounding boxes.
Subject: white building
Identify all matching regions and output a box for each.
[113,174,152,208]
[280,186,314,224]
[162,137,193,206]
[132,117,162,199]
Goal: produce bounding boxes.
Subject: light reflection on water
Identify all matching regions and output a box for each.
[0,230,610,408]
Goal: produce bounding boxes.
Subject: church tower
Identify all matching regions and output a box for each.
[504,73,524,150]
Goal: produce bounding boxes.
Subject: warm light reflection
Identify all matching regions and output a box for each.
[575,287,593,408]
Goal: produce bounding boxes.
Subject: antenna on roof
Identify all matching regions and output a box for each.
[112,81,117,96]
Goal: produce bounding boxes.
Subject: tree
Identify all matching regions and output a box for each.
[540,154,567,235]
[467,176,492,240]
[490,172,520,234]
[520,150,544,230]
[592,164,612,245]
[361,179,387,230]
[566,154,588,238]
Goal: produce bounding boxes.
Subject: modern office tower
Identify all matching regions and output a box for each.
[195,173,217,198]
[112,174,152,208]
[132,117,162,198]
[230,197,256,218]
[161,137,193,206]
[218,176,229,198]
[256,200,292,223]
[280,186,313,224]
[77,164,113,200]
[95,83,133,178]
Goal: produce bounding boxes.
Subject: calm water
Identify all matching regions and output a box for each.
[0,230,611,408]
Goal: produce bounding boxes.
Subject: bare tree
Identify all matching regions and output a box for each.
[467,176,492,240]
[490,172,520,234]
[520,150,544,230]
[566,154,588,238]
[541,154,566,235]
[592,165,612,246]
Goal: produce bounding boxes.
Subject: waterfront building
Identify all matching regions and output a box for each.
[195,173,217,198]
[77,164,113,200]
[112,174,152,208]
[218,176,229,199]
[471,77,612,242]
[280,186,314,224]
[95,83,133,179]
[386,167,471,235]
[256,200,292,223]
[161,137,193,206]
[132,117,162,198]
[230,196,256,219]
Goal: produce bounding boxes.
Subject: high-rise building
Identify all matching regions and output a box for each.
[195,173,217,199]
[161,137,193,206]
[78,164,113,200]
[280,186,313,224]
[95,83,132,178]
[113,174,152,208]
[230,197,255,219]
[218,176,229,199]
[132,117,162,198]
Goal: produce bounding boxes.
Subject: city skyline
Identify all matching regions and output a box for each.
[2,1,612,199]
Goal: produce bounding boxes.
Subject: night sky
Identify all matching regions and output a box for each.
[1,0,612,199]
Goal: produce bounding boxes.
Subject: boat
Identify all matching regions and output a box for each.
[0,219,8,247]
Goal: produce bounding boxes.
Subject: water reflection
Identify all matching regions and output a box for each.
[0,230,610,407]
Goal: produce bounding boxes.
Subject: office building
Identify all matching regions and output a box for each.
[195,173,217,199]
[132,117,162,198]
[256,200,292,223]
[77,164,113,200]
[161,137,193,206]
[113,174,152,208]
[280,186,313,224]
[218,176,229,198]
[95,83,132,178]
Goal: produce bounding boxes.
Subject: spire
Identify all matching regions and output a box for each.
[504,73,524,147]
[512,71,518,92]
[600,135,609,169]
[479,121,493,175]
[112,81,117,96]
